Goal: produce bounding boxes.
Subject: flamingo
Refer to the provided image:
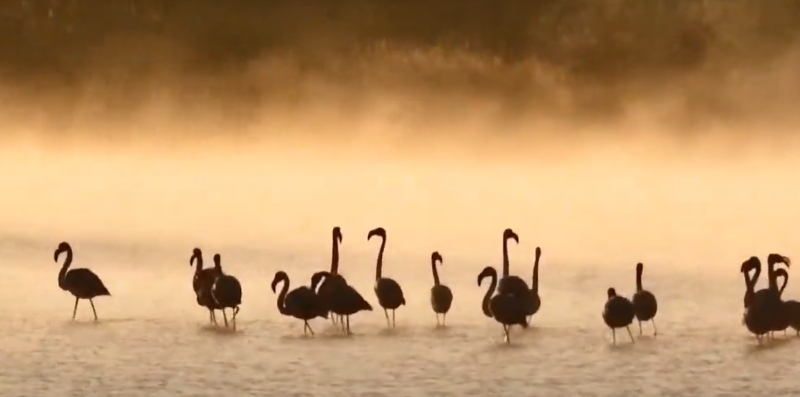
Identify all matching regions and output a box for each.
[315,227,348,325]
[497,228,529,299]
[632,262,658,336]
[526,246,542,324]
[368,227,405,328]
[478,266,528,343]
[190,248,222,325]
[602,288,635,345]
[54,242,111,321]
[741,257,773,342]
[313,271,373,334]
[271,271,328,335]
[429,251,453,326]
[210,254,242,330]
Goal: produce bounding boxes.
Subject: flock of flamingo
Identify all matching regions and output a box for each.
[740,254,800,343]
[52,226,793,344]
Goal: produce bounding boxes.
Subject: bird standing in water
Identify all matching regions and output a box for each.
[54,242,111,321]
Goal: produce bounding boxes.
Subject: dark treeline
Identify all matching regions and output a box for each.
[3,0,799,76]
[1,0,799,126]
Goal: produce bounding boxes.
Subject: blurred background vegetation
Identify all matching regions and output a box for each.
[1,0,799,125]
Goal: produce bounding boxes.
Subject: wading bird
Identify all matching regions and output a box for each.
[369,227,405,328]
[429,251,453,326]
[210,254,242,330]
[54,242,111,321]
[478,266,528,343]
[190,248,222,325]
[272,270,328,335]
[632,262,658,336]
[602,287,635,345]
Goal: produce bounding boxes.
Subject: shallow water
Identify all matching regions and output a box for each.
[0,237,797,397]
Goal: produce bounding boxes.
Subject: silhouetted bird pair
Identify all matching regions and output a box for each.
[273,227,372,335]
[189,248,243,330]
[602,263,658,345]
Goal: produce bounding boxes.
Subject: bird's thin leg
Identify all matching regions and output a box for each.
[504,325,510,343]
[638,320,642,335]
[232,308,238,331]
[383,309,390,327]
[651,319,658,336]
[72,297,79,321]
[435,313,439,326]
[208,310,214,324]
[90,299,98,321]
[303,322,308,335]
[346,316,351,335]
[307,321,315,336]
[612,328,617,345]
[222,309,229,327]
[626,326,635,343]
[392,309,396,328]
[442,313,446,326]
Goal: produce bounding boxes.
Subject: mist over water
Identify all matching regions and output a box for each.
[2,1,800,395]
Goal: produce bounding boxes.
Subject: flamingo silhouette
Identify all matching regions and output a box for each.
[429,251,453,326]
[271,271,328,335]
[190,248,222,325]
[210,254,242,330]
[741,257,772,342]
[497,228,529,299]
[526,246,542,324]
[632,262,658,336]
[368,227,405,328]
[54,242,111,321]
[315,227,348,325]
[602,287,635,345]
[313,271,373,334]
[749,254,791,339]
[478,266,528,343]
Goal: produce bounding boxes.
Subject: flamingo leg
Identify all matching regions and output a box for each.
[435,313,439,326]
[383,309,390,327]
[626,326,635,343]
[392,309,396,328]
[442,313,447,326]
[346,316,351,335]
[651,319,658,336]
[503,325,510,343]
[612,328,617,345]
[72,297,79,320]
[222,309,229,327]
[232,307,238,331]
[638,320,642,335]
[90,299,98,321]
[306,321,315,336]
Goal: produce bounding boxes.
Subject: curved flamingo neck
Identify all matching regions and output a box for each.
[57,247,73,289]
[480,270,497,317]
[635,267,643,292]
[193,255,204,274]
[375,235,386,280]
[768,260,777,291]
[276,277,291,315]
[750,263,761,290]
[532,254,540,293]
[331,234,340,274]
[742,269,754,293]
[778,272,789,295]
[502,237,511,277]
[431,258,441,286]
